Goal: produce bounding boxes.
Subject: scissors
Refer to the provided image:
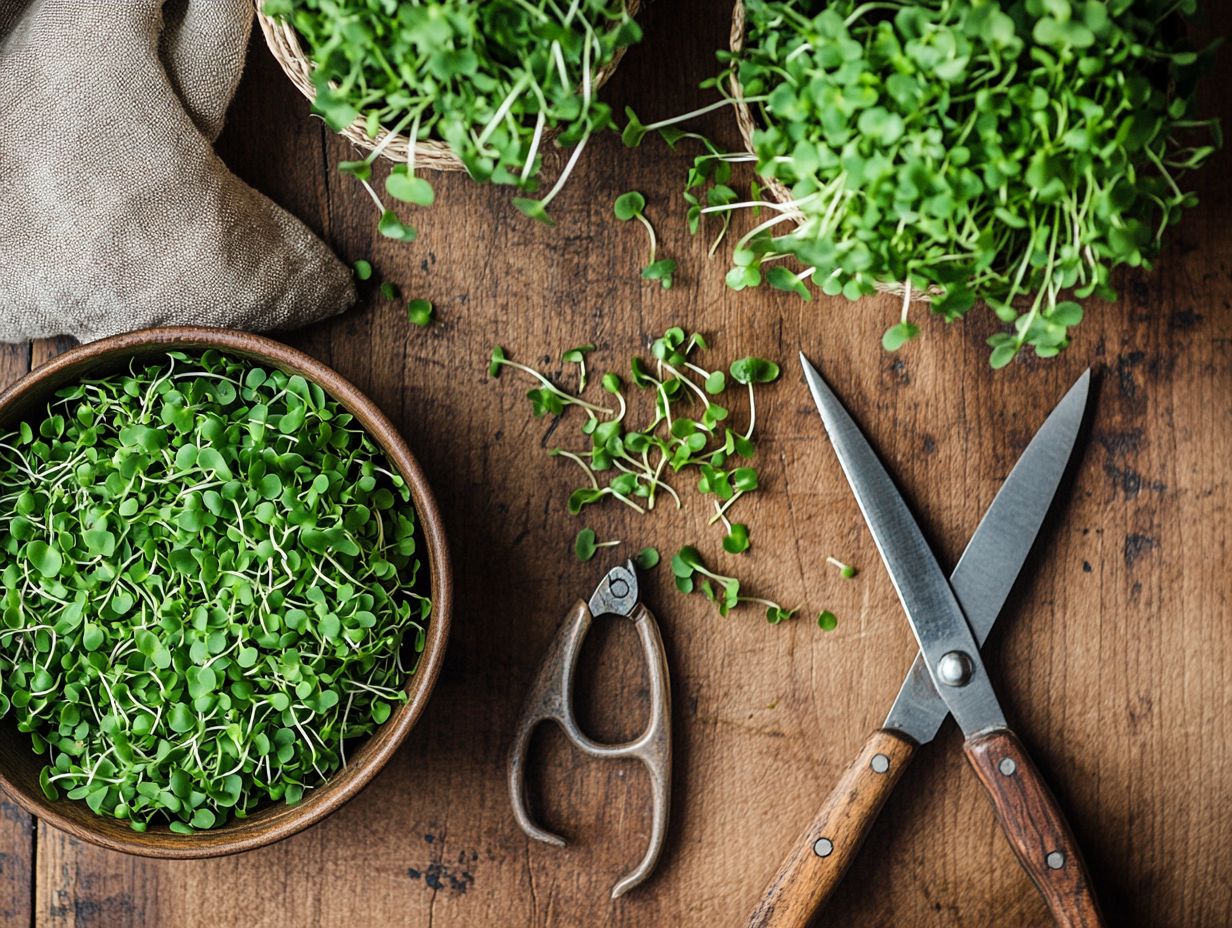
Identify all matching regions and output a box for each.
[509,560,671,899]
[748,358,1102,928]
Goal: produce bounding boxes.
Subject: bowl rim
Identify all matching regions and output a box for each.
[0,326,453,858]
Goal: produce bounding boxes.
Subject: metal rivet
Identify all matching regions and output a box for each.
[937,651,973,687]
[813,838,834,858]
[1046,851,1066,870]
[870,753,890,774]
[999,757,1017,776]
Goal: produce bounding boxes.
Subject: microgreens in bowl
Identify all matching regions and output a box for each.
[0,351,430,833]
[628,0,1219,365]
[264,0,643,240]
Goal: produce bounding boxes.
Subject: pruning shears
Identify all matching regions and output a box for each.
[509,560,671,899]
[748,358,1103,928]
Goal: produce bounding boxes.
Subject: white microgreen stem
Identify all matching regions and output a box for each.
[521,110,547,184]
[640,96,766,133]
[360,179,386,214]
[478,74,531,150]
[708,491,745,525]
[712,500,732,532]
[366,110,416,164]
[607,488,646,515]
[493,357,613,416]
[594,539,621,550]
[538,133,588,209]
[635,211,658,264]
[743,382,757,441]
[901,279,912,324]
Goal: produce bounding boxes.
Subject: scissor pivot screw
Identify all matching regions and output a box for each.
[813,838,834,858]
[1046,851,1066,870]
[870,753,890,774]
[999,757,1017,776]
[936,650,973,687]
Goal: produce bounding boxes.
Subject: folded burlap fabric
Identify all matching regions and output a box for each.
[0,0,355,343]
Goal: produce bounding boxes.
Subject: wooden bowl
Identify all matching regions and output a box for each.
[0,327,452,857]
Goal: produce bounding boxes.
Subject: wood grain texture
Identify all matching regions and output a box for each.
[964,729,1103,928]
[0,1,1228,925]
[748,728,915,928]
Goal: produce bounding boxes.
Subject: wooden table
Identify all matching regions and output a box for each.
[1,4,1229,926]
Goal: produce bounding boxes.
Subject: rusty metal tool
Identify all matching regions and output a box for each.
[509,560,671,899]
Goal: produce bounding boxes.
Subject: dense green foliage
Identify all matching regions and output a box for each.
[636,0,1218,365]
[0,352,429,831]
[265,0,643,235]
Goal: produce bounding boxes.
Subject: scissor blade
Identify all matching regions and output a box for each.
[801,354,1006,739]
[884,370,1090,744]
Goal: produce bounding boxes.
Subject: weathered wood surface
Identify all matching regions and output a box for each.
[0,2,1229,925]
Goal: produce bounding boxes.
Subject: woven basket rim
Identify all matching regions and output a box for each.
[258,0,640,171]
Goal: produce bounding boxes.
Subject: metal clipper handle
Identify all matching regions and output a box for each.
[508,599,672,898]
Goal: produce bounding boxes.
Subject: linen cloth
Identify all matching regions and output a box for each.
[0,0,355,342]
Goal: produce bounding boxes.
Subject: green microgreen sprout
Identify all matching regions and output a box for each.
[353,259,373,281]
[728,357,780,441]
[407,299,434,327]
[818,610,838,632]
[631,0,1219,366]
[635,546,660,570]
[0,350,429,832]
[614,191,677,289]
[574,527,619,562]
[379,281,399,301]
[562,344,597,391]
[671,546,795,623]
[827,556,857,579]
[266,0,645,240]
[487,347,614,419]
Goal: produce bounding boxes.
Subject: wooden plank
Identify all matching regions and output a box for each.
[19,3,1232,926]
[0,341,33,928]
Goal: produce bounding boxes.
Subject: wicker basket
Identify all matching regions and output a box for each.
[258,1,640,172]
[728,0,925,301]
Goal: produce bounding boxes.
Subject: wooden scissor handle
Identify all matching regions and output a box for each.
[964,729,1104,928]
[747,729,915,928]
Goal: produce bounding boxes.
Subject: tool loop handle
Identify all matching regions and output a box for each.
[964,728,1104,928]
[508,599,671,898]
[747,729,915,928]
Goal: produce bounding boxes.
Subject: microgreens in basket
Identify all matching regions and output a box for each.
[626,0,1219,366]
[0,351,429,832]
[264,0,643,240]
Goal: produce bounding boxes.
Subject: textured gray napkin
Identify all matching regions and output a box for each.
[0,0,355,343]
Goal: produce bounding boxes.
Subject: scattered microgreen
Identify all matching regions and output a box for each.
[614,191,676,289]
[827,556,857,579]
[635,546,660,570]
[407,299,434,327]
[630,0,1219,365]
[817,610,838,631]
[562,344,597,391]
[574,527,619,562]
[379,281,399,301]
[671,546,795,623]
[353,259,373,281]
[264,0,644,238]
[0,351,429,832]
